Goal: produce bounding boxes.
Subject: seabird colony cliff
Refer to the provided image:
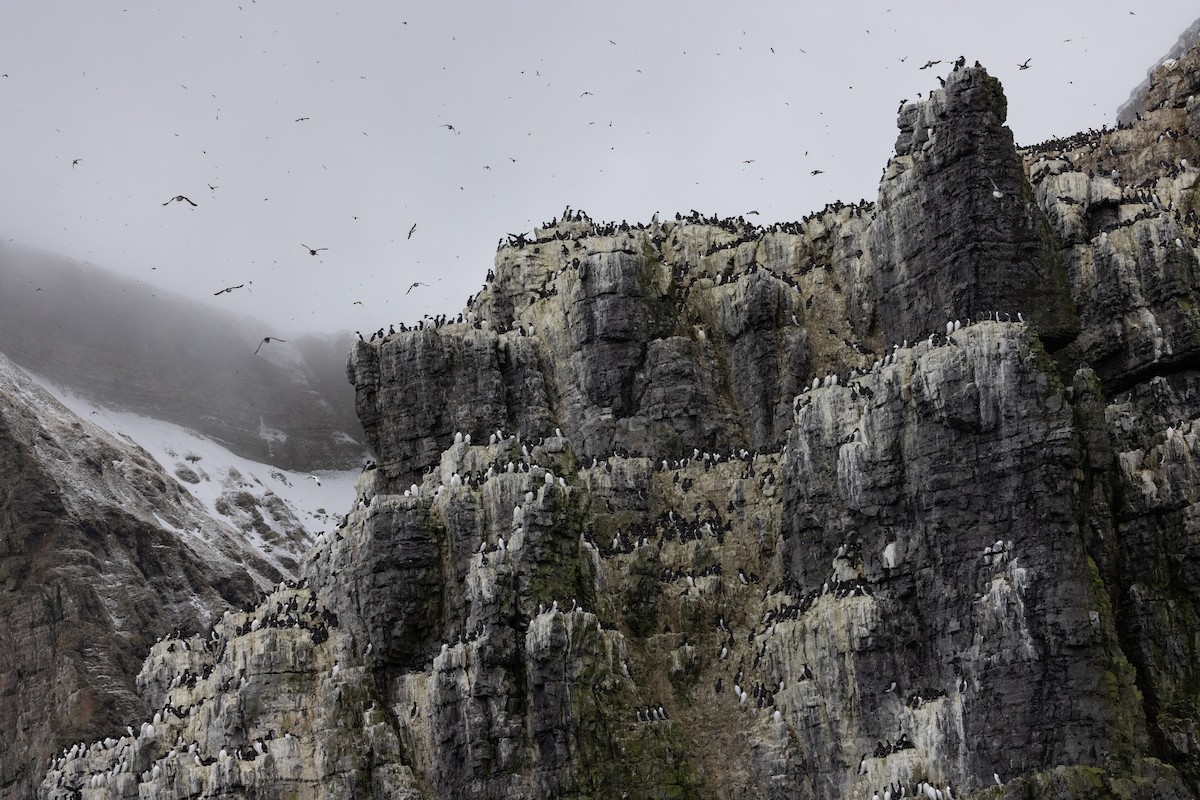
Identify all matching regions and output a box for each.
[37,45,1200,800]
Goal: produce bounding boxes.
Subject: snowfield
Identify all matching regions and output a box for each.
[31,372,361,570]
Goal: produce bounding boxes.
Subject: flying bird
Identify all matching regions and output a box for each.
[439,123,459,134]
[406,282,428,294]
[308,475,322,486]
[919,59,941,69]
[72,159,81,168]
[408,223,417,239]
[810,169,824,175]
[1018,58,1031,70]
[213,283,246,296]
[580,91,594,97]
[253,336,287,355]
[742,159,756,164]
[294,117,310,122]
[302,244,328,256]
[163,195,197,206]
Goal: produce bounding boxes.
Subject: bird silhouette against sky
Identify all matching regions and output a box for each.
[253,336,287,354]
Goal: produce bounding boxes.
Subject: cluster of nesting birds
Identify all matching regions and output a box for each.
[44,582,324,796]
[228,590,338,646]
[367,198,881,347]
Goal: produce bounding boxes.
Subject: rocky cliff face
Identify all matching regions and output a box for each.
[36,39,1200,800]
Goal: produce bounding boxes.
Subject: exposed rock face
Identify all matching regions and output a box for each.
[0,353,300,800]
[871,65,1078,348]
[34,42,1200,800]
[349,209,866,488]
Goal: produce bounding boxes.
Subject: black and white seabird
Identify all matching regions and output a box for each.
[301,244,328,256]
[253,336,287,355]
[163,195,197,207]
[406,282,428,294]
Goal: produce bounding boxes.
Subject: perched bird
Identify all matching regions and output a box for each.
[163,195,197,207]
[406,282,428,294]
[990,179,1003,199]
[253,336,287,355]
[302,244,328,256]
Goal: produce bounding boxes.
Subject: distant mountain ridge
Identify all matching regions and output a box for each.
[0,242,368,471]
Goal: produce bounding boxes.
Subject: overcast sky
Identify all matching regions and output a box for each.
[1,1,1195,335]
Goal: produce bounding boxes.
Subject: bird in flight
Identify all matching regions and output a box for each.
[439,123,459,134]
[1018,58,1031,70]
[302,244,328,256]
[580,91,594,97]
[72,159,81,168]
[408,223,417,239]
[308,475,322,486]
[213,283,246,296]
[294,117,310,122]
[810,169,824,175]
[919,59,941,70]
[742,159,756,164]
[253,336,287,355]
[163,195,197,206]
[406,282,428,294]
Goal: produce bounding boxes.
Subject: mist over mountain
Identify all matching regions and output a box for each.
[0,242,367,471]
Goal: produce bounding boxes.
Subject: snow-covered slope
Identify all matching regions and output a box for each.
[31,375,360,574]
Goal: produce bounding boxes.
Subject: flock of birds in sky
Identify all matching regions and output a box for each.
[136,46,1047,357]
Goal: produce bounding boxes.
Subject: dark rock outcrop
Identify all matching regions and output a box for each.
[871,65,1078,348]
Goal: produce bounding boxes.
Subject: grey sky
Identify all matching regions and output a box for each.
[1,1,1195,335]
